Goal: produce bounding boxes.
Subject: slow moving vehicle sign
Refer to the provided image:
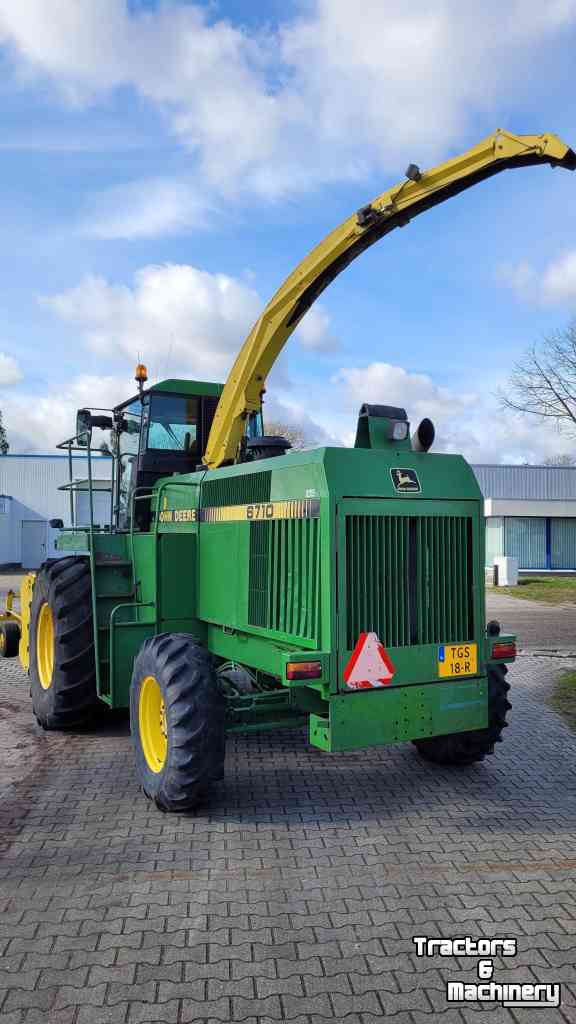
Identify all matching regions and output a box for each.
[344,633,396,689]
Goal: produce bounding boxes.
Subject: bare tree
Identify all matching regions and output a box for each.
[265,420,318,451]
[500,321,576,435]
[543,453,576,466]
[0,410,9,455]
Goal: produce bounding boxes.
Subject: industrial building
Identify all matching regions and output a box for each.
[473,464,576,570]
[0,454,112,569]
[1,454,574,572]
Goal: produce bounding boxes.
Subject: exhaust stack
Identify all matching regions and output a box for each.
[412,418,435,453]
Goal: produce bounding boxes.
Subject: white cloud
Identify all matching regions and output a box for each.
[1,374,127,452]
[333,362,478,425]
[42,262,334,384]
[2,351,572,465]
[0,353,22,386]
[318,360,575,464]
[499,251,576,306]
[1,0,575,232]
[440,405,576,466]
[264,394,341,447]
[1,370,339,455]
[294,305,337,353]
[81,178,213,240]
[541,251,576,303]
[42,264,262,380]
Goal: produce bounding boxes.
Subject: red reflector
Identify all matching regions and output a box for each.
[286,661,322,680]
[492,642,516,660]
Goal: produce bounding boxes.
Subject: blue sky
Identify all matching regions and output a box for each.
[1,0,576,461]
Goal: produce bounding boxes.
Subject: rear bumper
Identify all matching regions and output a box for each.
[309,676,489,752]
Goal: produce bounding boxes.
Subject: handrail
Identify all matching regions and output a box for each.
[108,600,154,706]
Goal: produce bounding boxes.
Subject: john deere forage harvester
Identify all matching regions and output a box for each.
[4,130,574,810]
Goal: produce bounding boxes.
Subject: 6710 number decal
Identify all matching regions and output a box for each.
[246,503,275,520]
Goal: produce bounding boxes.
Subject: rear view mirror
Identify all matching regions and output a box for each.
[76,408,92,447]
[91,414,113,430]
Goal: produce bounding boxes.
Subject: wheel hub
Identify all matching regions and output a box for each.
[36,602,55,690]
[139,675,168,773]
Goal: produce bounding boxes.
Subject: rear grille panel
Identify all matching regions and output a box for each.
[345,514,473,649]
[249,518,320,642]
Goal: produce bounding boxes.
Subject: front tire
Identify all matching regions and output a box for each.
[30,557,98,729]
[130,634,225,812]
[413,664,511,765]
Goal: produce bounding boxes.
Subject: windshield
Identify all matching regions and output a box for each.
[147,395,199,455]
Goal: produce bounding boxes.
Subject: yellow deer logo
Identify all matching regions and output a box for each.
[391,468,421,493]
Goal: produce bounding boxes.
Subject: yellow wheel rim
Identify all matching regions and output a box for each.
[0,631,5,653]
[139,675,168,773]
[36,602,55,690]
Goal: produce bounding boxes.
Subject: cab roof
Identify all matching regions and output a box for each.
[114,378,224,413]
[148,379,223,396]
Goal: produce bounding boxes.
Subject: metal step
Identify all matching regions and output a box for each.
[94,559,133,568]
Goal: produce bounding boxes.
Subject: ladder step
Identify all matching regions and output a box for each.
[95,559,133,568]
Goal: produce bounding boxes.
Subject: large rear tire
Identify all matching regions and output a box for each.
[130,633,225,812]
[30,557,99,730]
[413,664,511,765]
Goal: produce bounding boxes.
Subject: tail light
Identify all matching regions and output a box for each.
[491,641,516,660]
[286,661,322,681]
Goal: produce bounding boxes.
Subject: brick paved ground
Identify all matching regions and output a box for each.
[0,655,575,1024]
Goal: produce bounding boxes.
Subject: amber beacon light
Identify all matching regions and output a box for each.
[135,363,148,394]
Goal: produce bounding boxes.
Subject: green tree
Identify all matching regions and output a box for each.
[0,410,9,455]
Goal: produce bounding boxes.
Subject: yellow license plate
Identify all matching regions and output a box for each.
[438,643,477,678]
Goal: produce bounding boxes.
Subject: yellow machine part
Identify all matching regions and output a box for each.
[203,130,576,469]
[18,573,36,673]
[139,675,168,773]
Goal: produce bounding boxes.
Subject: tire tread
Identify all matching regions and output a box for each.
[414,664,511,766]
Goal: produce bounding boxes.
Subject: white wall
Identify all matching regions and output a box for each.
[0,456,112,525]
[485,498,576,518]
[0,455,113,565]
[0,497,12,564]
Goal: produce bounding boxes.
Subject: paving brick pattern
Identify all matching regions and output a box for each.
[0,654,575,1023]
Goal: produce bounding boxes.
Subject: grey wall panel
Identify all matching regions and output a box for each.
[551,518,576,569]
[0,456,111,526]
[473,465,576,501]
[504,517,546,569]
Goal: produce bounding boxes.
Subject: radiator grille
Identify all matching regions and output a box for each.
[249,518,320,641]
[201,471,271,508]
[345,514,473,648]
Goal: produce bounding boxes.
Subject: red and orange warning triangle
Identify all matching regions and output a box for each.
[344,632,395,689]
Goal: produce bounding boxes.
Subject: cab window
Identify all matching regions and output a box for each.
[147,395,199,455]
